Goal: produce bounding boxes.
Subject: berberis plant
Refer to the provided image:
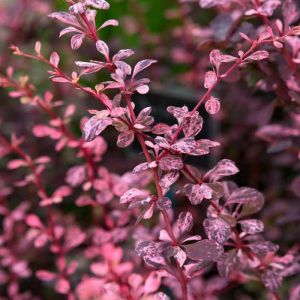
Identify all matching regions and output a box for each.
[0,0,300,299]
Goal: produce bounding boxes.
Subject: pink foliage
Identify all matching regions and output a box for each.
[0,0,300,299]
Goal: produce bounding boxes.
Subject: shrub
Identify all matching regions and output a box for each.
[0,0,300,299]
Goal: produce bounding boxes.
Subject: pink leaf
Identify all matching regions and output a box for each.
[220,54,237,63]
[155,136,170,149]
[160,171,179,195]
[65,165,86,187]
[258,0,281,17]
[273,41,283,48]
[205,159,239,181]
[167,105,189,119]
[50,52,60,68]
[71,34,85,50]
[55,278,70,294]
[289,284,300,300]
[48,12,81,27]
[171,138,197,154]
[136,107,154,126]
[132,162,151,173]
[99,19,119,30]
[182,183,213,205]
[157,197,172,210]
[205,97,221,115]
[32,125,59,139]
[67,261,78,275]
[90,262,107,276]
[203,218,231,244]
[152,123,171,135]
[141,203,155,220]
[96,40,110,59]
[132,59,157,78]
[65,228,86,250]
[64,104,76,118]
[210,49,222,71]
[217,251,239,278]
[246,51,269,61]
[26,214,44,228]
[239,219,264,234]
[34,234,49,248]
[144,272,161,295]
[51,77,70,83]
[114,61,132,75]
[35,41,42,54]
[204,71,217,89]
[34,156,51,164]
[184,239,223,261]
[249,241,279,256]
[69,3,86,14]
[159,155,183,171]
[290,176,300,197]
[199,0,229,8]
[174,247,187,267]
[261,269,282,291]
[120,188,148,204]
[176,211,194,235]
[256,124,300,140]
[86,0,110,10]
[53,186,72,197]
[7,159,26,169]
[36,270,57,281]
[76,195,95,207]
[182,112,203,138]
[239,32,252,42]
[113,49,134,62]
[83,114,112,142]
[135,241,158,257]
[136,84,150,94]
[117,131,134,148]
[189,139,220,156]
[226,187,265,217]
[282,0,300,26]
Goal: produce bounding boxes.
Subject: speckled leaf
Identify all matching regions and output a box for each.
[261,269,283,291]
[173,246,187,267]
[182,112,203,138]
[83,115,112,142]
[203,217,231,244]
[48,12,81,27]
[86,0,110,10]
[159,155,183,171]
[204,71,217,89]
[96,40,109,59]
[246,51,269,61]
[205,159,239,181]
[157,197,172,210]
[160,171,179,195]
[205,97,221,115]
[132,59,157,78]
[71,34,85,50]
[117,130,134,148]
[184,183,213,205]
[217,251,239,278]
[171,138,197,154]
[184,239,223,261]
[227,187,265,217]
[176,211,194,235]
[120,188,148,204]
[239,219,264,234]
[248,241,279,257]
[135,241,158,257]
